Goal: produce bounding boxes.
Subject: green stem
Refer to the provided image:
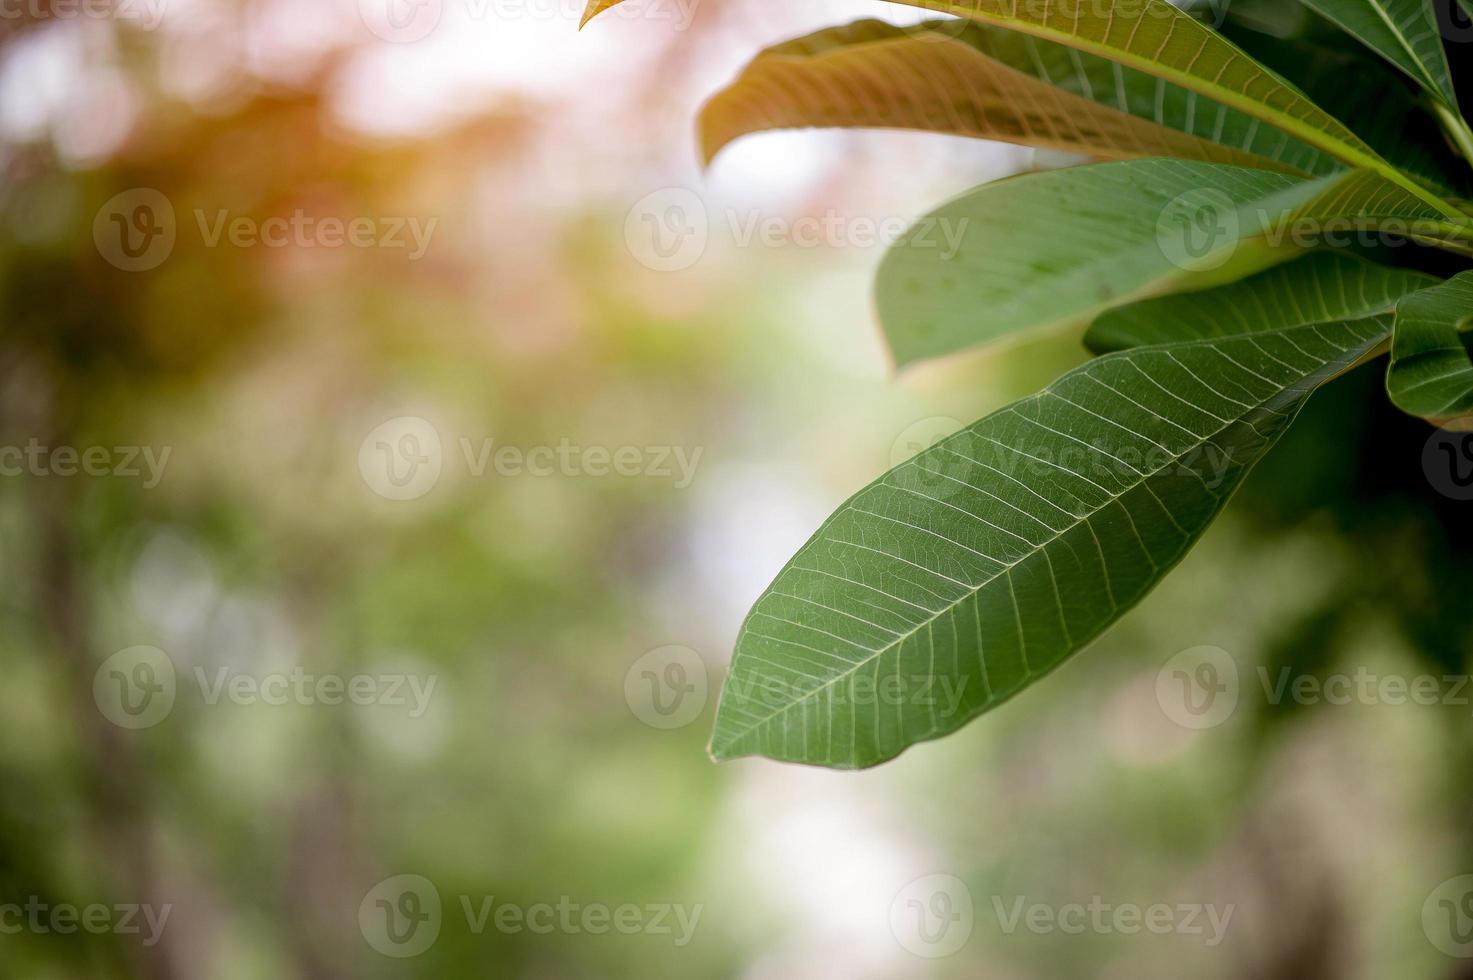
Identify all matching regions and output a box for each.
[1433,101,1473,172]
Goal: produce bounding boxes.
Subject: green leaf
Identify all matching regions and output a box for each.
[584,0,1464,216]
[875,160,1468,366]
[1387,271,1473,424]
[950,20,1341,176]
[1296,0,1458,107]
[710,315,1391,767]
[699,20,1325,175]
[1086,251,1437,352]
[1221,24,1470,195]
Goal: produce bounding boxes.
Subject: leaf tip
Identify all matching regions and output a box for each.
[575,0,602,29]
[704,734,739,765]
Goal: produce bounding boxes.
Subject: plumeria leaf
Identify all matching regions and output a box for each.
[1387,271,1473,425]
[1222,24,1471,195]
[699,20,1317,174]
[1087,251,1436,352]
[710,315,1391,767]
[1296,0,1458,107]
[875,160,1470,366]
[585,0,1465,217]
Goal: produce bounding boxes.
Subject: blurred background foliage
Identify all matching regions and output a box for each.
[0,0,1471,977]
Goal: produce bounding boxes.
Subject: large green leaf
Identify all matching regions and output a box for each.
[1087,251,1437,352]
[875,160,1469,366]
[1296,0,1458,106]
[710,315,1391,767]
[584,0,1463,216]
[700,20,1326,175]
[1387,271,1473,424]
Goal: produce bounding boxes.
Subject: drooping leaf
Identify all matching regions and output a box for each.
[584,0,1464,216]
[699,20,1318,175]
[875,160,1470,366]
[710,315,1391,767]
[1387,271,1473,425]
[1295,0,1458,107]
[1087,251,1436,352]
